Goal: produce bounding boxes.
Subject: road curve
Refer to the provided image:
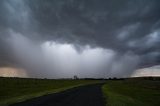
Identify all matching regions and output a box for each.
[10,83,106,106]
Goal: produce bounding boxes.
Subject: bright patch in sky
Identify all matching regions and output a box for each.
[131,65,160,77]
[0,67,28,77]
[41,41,116,78]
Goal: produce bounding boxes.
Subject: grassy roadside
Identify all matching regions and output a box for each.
[0,77,102,106]
[102,80,160,106]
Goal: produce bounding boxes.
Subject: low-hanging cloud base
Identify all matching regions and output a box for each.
[2,30,140,78]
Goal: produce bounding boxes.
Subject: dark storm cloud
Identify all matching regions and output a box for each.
[25,0,160,52]
[0,0,160,78]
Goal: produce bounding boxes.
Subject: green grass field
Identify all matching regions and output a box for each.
[0,77,101,106]
[1,77,160,106]
[102,79,160,106]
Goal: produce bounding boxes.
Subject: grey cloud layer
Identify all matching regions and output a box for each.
[0,0,160,77]
[5,30,139,78]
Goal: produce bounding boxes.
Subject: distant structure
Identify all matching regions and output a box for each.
[73,75,78,79]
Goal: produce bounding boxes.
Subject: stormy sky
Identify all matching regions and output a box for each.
[0,0,160,78]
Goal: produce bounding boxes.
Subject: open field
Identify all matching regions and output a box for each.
[10,83,105,106]
[0,77,102,106]
[102,79,160,106]
[1,77,160,106]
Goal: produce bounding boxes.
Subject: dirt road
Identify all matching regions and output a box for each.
[10,83,106,106]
